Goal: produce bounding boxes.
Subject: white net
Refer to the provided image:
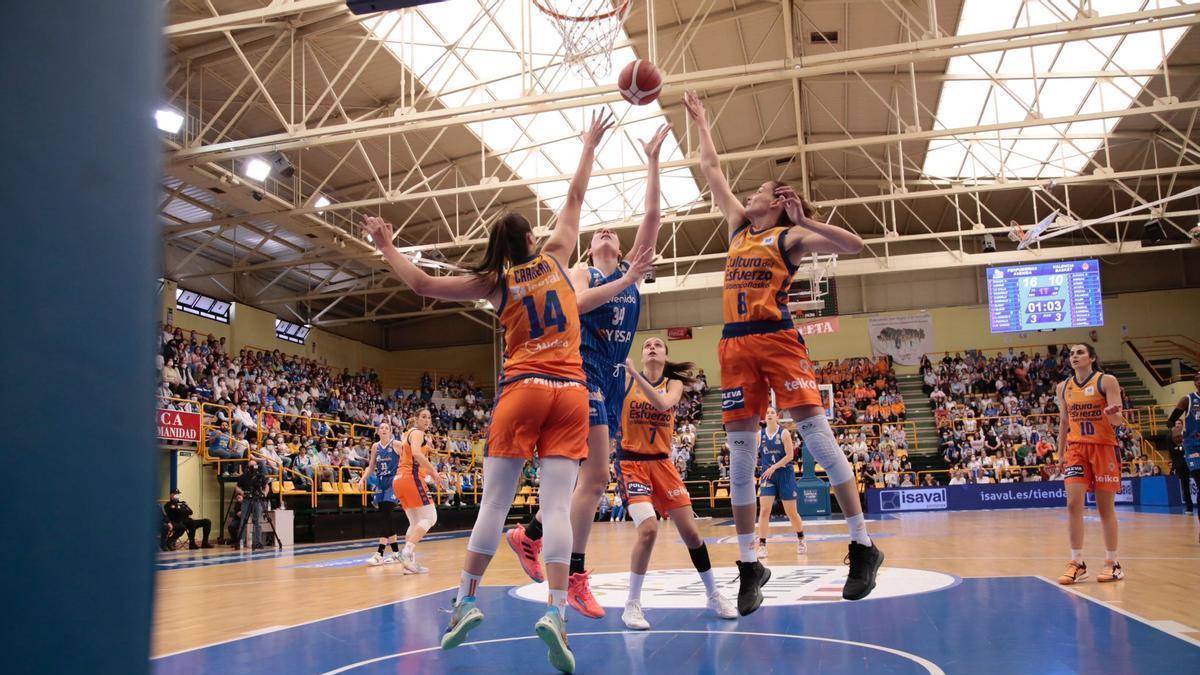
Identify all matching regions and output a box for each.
[533,0,631,78]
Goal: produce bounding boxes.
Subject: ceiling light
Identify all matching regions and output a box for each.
[243,158,271,182]
[155,109,184,134]
[314,195,331,211]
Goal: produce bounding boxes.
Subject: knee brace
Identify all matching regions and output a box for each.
[537,457,580,566]
[466,457,523,557]
[414,504,437,533]
[796,414,855,485]
[727,431,758,506]
[628,501,656,526]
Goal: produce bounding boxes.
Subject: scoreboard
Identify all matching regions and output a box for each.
[986,259,1104,333]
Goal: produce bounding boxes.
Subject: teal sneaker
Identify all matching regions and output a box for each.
[534,606,576,673]
[440,597,484,650]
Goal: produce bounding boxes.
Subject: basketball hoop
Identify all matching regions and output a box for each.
[533,0,632,78]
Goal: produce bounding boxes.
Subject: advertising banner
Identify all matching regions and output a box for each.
[157,409,201,443]
[867,479,1146,513]
[867,312,934,366]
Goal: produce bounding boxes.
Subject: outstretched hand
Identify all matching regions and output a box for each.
[640,123,672,160]
[363,216,395,250]
[681,91,706,124]
[582,109,616,148]
[622,246,655,285]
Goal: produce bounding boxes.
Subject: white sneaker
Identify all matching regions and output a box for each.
[367,553,385,566]
[706,591,738,620]
[622,601,650,630]
[383,553,402,564]
[797,538,808,555]
[401,551,428,574]
[756,544,769,560]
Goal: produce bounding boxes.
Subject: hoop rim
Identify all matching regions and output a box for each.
[532,0,631,23]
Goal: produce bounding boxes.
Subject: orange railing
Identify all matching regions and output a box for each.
[1125,335,1200,386]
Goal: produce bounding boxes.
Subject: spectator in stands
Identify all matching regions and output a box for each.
[1137,454,1155,477]
[232,400,256,435]
[922,474,937,487]
[206,421,242,476]
[162,489,212,550]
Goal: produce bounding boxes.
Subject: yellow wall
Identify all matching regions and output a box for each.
[632,288,1200,386]
[384,343,500,392]
[163,280,394,382]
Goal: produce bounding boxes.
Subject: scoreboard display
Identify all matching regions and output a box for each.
[986,259,1104,333]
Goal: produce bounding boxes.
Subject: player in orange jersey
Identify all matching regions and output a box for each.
[684,91,881,614]
[1056,343,1128,586]
[391,408,439,573]
[616,337,737,630]
[365,111,650,675]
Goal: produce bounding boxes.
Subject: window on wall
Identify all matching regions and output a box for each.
[275,318,310,345]
[175,288,231,323]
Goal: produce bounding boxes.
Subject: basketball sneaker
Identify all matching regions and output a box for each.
[385,553,403,565]
[441,597,484,650]
[567,571,605,618]
[797,538,808,555]
[705,591,738,620]
[1097,561,1124,583]
[622,601,650,630]
[1057,560,1088,585]
[534,606,576,673]
[734,560,771,616]
[756,543,769,560]
[367,552,385,566]
[506,524,545,583]
[842,542,884,600]
[399,551,428,574]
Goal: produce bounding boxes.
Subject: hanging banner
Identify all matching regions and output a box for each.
[867,311,934,366]
[158,409,201,442]
[798,317,840,336]
[666,327,693,340]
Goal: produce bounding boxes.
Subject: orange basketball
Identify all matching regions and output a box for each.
[617,59,663,105]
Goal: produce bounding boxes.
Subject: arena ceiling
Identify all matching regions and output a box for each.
[161,0,1200,335]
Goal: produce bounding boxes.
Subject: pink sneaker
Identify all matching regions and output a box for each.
[567,571,605,619]
[505,524,544,583]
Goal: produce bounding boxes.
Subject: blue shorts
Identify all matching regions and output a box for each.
[587,369,628,439]
[372,476,396,505]
[759,467,798,500]
[1185,444,1200,472]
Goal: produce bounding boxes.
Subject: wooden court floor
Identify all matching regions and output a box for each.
[152,507,1200,666]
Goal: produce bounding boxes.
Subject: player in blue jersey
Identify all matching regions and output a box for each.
[358,422,406,567]
[506,123,672,619]
[1168,373,1200,533]
[755,407,807,559]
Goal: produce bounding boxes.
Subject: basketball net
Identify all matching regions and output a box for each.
[533,0,631,78]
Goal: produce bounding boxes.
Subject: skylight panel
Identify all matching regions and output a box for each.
[365,2,701,230]
[922,0,1188,180]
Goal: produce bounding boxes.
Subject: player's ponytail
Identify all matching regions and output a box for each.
[663,360,699,388]
[470,213,533,282]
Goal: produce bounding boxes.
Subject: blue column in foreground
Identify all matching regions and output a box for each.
[0,2,162,673]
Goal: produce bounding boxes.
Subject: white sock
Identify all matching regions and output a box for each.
[1105,550,1118,563]
[1071,549,1084,564]
[549,588,568,612]
[737,533,758,562]
[846,514,872,546]
[699,569,717,595]
[458,571,481,601]
[628,572,646,603]
[403,543,415,556]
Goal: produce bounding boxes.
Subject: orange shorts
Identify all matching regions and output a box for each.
[615,453,691,515]
[719,329,823,422]
[485,377,589,461]
[393,473,432,509]
[1064,442,1122,493]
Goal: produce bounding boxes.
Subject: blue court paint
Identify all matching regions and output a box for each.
[153,576,1199,674]
[156,532,471,571]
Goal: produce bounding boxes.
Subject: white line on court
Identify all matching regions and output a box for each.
[1034,575,1200,649]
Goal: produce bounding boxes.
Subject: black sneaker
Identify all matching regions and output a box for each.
[735,560,772,616]
[843,542,884,600]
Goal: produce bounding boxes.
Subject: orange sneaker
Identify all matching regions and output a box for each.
[567,571,605,618]
[1057,560,1088,585]
[505,524,544,583]
[1097,561,1124,583]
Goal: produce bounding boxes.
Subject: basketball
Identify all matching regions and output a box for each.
[618,59,663,105]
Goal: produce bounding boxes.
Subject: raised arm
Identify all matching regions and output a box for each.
[631,124,671,256]
[682,91,744,236]
[542,111,615,267]
[576,247,653,313]
[623,359,685,411]
[364,217,499,304]
[775,185,864,257]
